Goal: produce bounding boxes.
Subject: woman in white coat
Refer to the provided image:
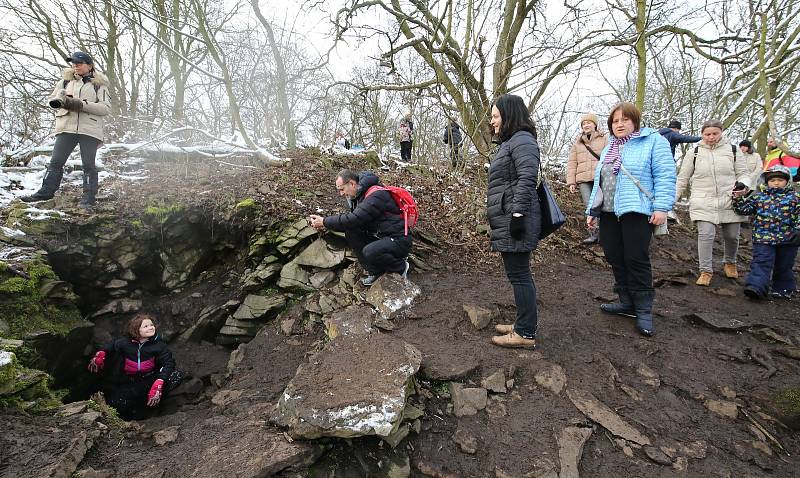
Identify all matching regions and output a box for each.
[675,120,752,286]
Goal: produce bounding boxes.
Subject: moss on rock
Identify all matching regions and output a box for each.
[0,255,84,340]
[772,388,800,430]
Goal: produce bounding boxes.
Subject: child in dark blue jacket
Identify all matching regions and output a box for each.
[733,165,800,299]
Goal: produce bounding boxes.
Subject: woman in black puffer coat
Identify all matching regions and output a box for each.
[486,94,542,349]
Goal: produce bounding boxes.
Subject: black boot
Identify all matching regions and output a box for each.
[600,286,635,317]
[78,169,98,209]
[20,169,62,202]
[630,290,655,337]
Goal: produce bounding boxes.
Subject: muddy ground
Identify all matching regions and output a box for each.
[3,150,800,477]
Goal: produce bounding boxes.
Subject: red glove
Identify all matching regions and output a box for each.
[147,379,164,407]
[87,351,106,373]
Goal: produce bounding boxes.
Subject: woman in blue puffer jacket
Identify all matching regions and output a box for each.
[585,102,676,336]
[486,94,542,349]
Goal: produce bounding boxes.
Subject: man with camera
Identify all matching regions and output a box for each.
[308,169,411,286]
[21,51,112,209]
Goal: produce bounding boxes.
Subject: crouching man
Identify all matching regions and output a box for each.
[309,169,411,286]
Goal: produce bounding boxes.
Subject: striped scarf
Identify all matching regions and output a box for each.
[604,131,640,174]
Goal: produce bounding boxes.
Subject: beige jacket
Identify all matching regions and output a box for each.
[567,131,607,185]
[48,68,111,141]
[675,137,751,224]
[739,151,763,187]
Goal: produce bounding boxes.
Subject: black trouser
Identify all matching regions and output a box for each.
[104,370,182,420]
[400,141,413,162]
[501,251,538,339]
[40,133,101,195]
[345,228,412,275]
[598,212,654,293]
[449,143,462,168]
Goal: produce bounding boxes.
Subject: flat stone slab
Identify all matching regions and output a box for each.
[294,238,346,269]
[684,313,761,331]
[272,333,421,439]
[557,426,594,477]
[232,294,287,320]
[567,388,651,446]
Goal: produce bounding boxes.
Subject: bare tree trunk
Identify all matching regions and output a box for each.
[250,0,295,147]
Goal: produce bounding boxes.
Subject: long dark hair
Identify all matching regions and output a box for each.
[493,94,538,142]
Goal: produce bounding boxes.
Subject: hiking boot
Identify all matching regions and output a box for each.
[494,324,514,334]
[599,286,635,317]
[695,272,713,286]
[631,290,655,337]
[20,190,54,203]
[361,274,381,287]
[723,263,738,279]
[744,286,765,300]
[491,331,536,349]
[400,260,410,279]
[582,235,598,245]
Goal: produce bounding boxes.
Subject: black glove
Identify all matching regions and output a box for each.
[63,96,83,112]
[49,98,63,109]
[510,214,525,239]
[788,231,800,247]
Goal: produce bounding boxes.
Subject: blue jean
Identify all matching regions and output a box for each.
[501,252,538,339]
[745,243,799,294]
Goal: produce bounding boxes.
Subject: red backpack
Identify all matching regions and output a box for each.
[364,185,419,236]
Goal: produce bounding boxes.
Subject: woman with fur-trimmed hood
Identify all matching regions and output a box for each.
[22,51,112,208]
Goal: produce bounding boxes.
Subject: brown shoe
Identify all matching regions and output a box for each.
[491,331,537,349]
[696,271,713,286]
[494,324,514,334]
[723,263,738,279]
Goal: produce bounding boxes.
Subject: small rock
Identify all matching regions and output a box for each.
[191,292,203,298]
[644,446,673,465]
[495,468,514,478]
[636,364,661,387]
[416,461,458,478]
[450,383,488,417]
[420,355,479,381]
[462,304,493,330]
[751,440,773,455]
[153,426,180,446]
[534,365,566,395]
[622,445,634,457]
[523,457,559,478]
[76,468,113,478]
[681,440,708,460]
[56,401,88,417]
[481,370,507,393]
[452,428,478,454]
[720,386,737,399]
[211,389,243,407]
[704,399,738,419]
[618,383,644,401]
[672,456,688,472]
[280,318,297,336]
[373,317,396,331]
[486,399,508,419]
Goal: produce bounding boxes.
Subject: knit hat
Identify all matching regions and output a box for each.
[739,140,752,149]
[580,112,599,128]
[667,120,681,129]
[764,165,791,182]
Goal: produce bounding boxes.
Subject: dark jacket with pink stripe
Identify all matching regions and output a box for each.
[101,335,175,382]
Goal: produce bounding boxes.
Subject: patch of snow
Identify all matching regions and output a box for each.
[0,226,25,237]
[0,351,14,368]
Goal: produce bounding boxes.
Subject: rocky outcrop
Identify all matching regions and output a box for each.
[272,332,422,439]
